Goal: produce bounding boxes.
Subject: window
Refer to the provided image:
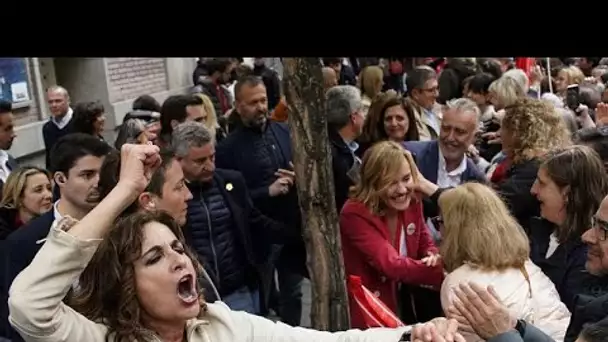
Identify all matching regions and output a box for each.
[0,58,31,108]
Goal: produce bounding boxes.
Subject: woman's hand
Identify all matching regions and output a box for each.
[421,252,441,267]
[117,143,161,196]
[410,317,465,342]
[596,102,608,127]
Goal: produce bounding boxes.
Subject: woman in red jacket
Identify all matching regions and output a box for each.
[340,141,444,329]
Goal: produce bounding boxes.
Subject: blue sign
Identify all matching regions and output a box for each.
[0,58,31,104]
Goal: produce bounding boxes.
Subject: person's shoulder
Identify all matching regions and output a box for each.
[403,140,433,153]
[6,211,54,242]
[214,168,245,183]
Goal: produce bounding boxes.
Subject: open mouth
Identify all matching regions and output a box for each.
[392,194,408,203]
[177,274,198,304]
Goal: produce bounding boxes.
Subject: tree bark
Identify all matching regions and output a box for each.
[282,58,350,331]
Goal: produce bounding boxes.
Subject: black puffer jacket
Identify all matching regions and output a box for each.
[185,179,249,298]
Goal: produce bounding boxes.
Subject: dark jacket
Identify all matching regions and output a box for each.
[403,140,486,219]
[1,211,55,342]
[42,119,73,169]
[215,122,306,276]
[0,208,19,240]
[328,130,356,213]
[486,323,556,342]
[253,65,281,111]
[183,169,286,310]
[192,76,232,116]
[496,159,542,231]
[339,64,357,86]
[565,290,608,341]
[0,155,19,200]
[528,217,600,312]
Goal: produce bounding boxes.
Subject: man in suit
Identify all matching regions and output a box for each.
[404,98,486,241]
[42,86,73,169]
[171,121,287,315]
[1,133,111,342]
[0,100,18,193]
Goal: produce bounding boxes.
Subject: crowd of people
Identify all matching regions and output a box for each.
[0,56,608,342]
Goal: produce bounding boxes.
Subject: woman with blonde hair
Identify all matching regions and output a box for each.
[193,93,228,142]
[7,144,463,342]
[439,182,571,342]
[359,66,384,117]
[554,65,585,99]
[340,141,443,328]
[0,167,53,239]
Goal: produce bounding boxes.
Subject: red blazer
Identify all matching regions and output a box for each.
[340,198,444,329]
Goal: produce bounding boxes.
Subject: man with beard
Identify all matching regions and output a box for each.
[1,133,111,342]
[0,100,18,195]
[215,75,305,326]
[193,58,236,118]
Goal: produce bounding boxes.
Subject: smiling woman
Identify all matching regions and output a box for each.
[340,141,444,328]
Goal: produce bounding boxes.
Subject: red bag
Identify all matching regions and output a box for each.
[347,275,405,328]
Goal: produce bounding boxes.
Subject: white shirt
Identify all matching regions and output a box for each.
[436,147,467,188]
[546,233,560,259]
[52,108,73,130]
[0,150,11,183]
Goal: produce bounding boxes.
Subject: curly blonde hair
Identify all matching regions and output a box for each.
[502,98,571,164]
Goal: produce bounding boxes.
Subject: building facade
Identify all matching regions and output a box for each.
[2,57,196,160]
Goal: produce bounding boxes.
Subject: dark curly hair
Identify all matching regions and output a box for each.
[72,101,105,135]
[68,211,207,342]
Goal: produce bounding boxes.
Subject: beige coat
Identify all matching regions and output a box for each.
[8,226,410,342]
[441,260,571,342]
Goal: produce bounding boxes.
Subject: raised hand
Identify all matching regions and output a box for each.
[597,103,608,127]
[118,143,161,195]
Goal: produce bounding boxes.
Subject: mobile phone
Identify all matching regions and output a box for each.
[565,84,580,112]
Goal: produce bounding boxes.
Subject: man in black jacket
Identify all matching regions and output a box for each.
[215,75,305,326]
[253,58,282,112]
[325,85,365,212]
[171,121,287,315]
[42,86,74,169]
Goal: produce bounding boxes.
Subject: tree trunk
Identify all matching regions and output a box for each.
[282,58,350,331]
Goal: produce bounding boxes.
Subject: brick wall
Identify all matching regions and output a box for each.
[13,58,41,127]
[107,58,168,103]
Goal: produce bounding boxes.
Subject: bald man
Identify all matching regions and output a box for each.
[42,86,74,168]
[322,67,338,91]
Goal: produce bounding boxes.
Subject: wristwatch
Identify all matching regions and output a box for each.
[514,319,526,337]
[398,326,413,341]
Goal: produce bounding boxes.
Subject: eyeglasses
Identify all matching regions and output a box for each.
[591,216,608,241]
